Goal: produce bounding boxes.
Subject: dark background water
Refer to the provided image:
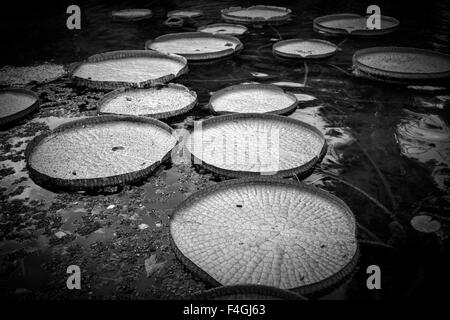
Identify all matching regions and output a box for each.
[1,0,449,300]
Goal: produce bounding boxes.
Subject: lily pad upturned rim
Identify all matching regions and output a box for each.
[0,87,40,126]
[97,83,198,120]
[186,112,327,179]
[167,9,203,19]
[313,13,400,36]
[220,5,292,25]
[353,47,450,80]
[69,50,188,90]
[25,115,175,191]
[190,284,307,300]
[169,177,359,297]
[111,9,153,21]
[197,23,249,36]
[145,32,243,61]
[208,83,298,115]
[272,38,338,59]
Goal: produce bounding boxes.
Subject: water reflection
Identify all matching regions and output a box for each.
[395,110,450,191]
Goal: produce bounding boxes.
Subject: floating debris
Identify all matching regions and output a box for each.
[0,63,66,86]
[395,110,450,191]
[138,223,149,230]
[190,284,306,300]
[170,177,358,296]
[106,204,116,210]
[69,50,188,89]
[293,93,317,102]
[250,71,269,77]
[209,83,297,114]
[163,16,184,28]
[54,231,67,239]
[144,254,166,277]
[273,39,337,59]
[186,113,326,178]
[221,5,292,25]
[0,88,40,126]
[411,215,441,233]
[167,9,203,19]
[353,47,450,83]
[146,32,243,61]
[26,116,177,191]
[314,13,399,36]
[97,83,197,119]
[111,9,152,21]
[198,23,248,36]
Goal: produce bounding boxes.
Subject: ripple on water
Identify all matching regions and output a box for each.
[395,110,450,191]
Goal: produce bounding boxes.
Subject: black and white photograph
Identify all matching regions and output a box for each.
[0,0,449,311]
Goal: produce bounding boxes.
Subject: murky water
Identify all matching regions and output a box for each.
[1,0,449,300]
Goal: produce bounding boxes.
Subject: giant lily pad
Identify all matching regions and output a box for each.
[167,9,203,19]
[221,5,292,25]
[0,88,39,126]
[97,83,197,119]
[170,177,358,296]
[197,23,248,36]
[69,50,188,89]
[111,9,153,21]
[26,116,177,190]
[353,47,450,82]
[273,39,337,59]
[185,113,326,178]
[314,13,399,36]
[191,284,306,300]
[209,83,298,114]
[146,32,243,61]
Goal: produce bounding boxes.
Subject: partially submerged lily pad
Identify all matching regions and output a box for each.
[411,215,441,233]
[26,115,177,190]
[146,32,243,61]
[69,50,188,89]
[0,63,66,86]
[170,177,358,296]
[111,9,153,21]
[314,13,399,36]
[353,47,450,82]
[209,83,298,114]
[221,5,292,25]
[97,83,197,119]
[197,23,248,36]
[273,39,337,59]
[186,113,327,178]
[167,9,203,19]
[0,88,40,126]
[190,284,307,300]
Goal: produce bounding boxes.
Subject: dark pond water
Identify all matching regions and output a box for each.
[0,0,449,300]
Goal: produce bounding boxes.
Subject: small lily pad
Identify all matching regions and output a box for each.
[411,215,441,233]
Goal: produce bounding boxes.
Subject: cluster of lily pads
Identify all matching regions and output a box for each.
[1,4,450,300]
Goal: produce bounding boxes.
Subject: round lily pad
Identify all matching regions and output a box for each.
[146,32,243,61]
[111,9,152,21]
[353,47,450,82]
[185,113,327,178]
[167,9,203,19]
[209,83,298,115]
[191,284,306,300]
[411,215,441,233]
[26,116,177,190]
[69,50,188,90]
[170,177,358,296]
[313,13,399,36]
[97,83,197,119]
[221,5,292,25]
[198,23,248,36]
[0,88,39,126]
[273,39,337,59]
